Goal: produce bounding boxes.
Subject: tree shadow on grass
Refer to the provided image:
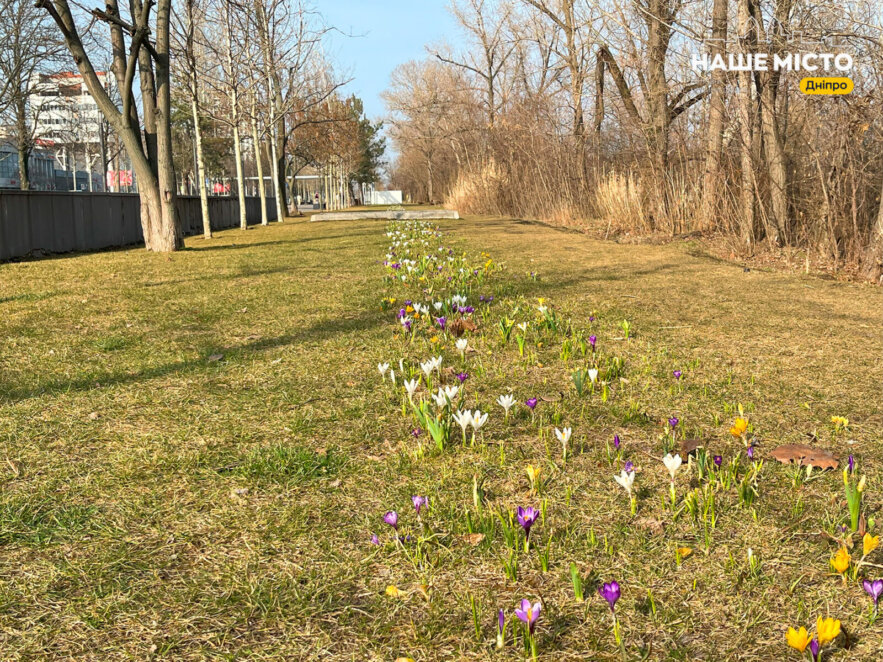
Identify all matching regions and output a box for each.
[0,307,385,404]
[185,229,379,253]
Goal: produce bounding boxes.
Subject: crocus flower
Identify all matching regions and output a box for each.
[589,315,595,322]
[496,608,505,648]
[471,410,488,432]
[613,434,621,450]
[456,338,468,356]
[497,394,517,415]
[587,368,599,384]
[831,546,850,575]
[713,455,723,467]
[404,378,419,400]
[673,369,682,379]
[730,417,748,437]
[456,372,468,383]
[420,360,434,378]
[863,579,883,607]
[517,506,539,539]
[589,335,597,349]
[436,316,447,331]
[816,616,840,645]
[663,453,683,481]
[614,469,635,498]
[514,598,541,633]
[598,581,621,612]
[412,427,422,437]
[370,534,380,545]
[412,495,427,516]
[668,417,679,428]
[863,532,880,556]
[555,427,572,445]
[786,626,811,652]
[747,444,755,460]
[378,363,390,379]
[623,460,634,473]
[808,638,820,661]
[525,397,537,410]
[848,454,855,473]
[453,409,473,437]
[383,511,398,530]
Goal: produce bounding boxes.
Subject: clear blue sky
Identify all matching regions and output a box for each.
[322,1,459,120]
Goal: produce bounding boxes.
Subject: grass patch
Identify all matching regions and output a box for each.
[233,444,343,484]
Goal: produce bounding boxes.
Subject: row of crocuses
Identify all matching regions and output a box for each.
[373,219,871,660]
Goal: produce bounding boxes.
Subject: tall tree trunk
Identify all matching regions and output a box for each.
[224,9,247,230]
[861,173,883,282]
[736,0,757,247]
[190,91,211,238]
[153,0,183,250]
[14,96,31,190]
[699,0,727,230]
[250,104,268,226]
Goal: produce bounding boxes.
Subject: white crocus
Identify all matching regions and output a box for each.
[614,469,635,497]
[420,360,434,378]
[431,389,448,408]
[404,379,420,400]
[496,394,517,417]
[388,370,396,386]
[663,453,683,481]
[471,410,488,431]
[442,385,460,402]
[378,363,390,379]
[517,322,529,333]
[452,409,473,440]
[434,301,444,311]
[456,338,468,356]
[554,427,572,445]
[431,355,443,372]
[587,368,599,384]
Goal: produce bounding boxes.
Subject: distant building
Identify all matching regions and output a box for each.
[28,72,112,190]
[0,140,57,190]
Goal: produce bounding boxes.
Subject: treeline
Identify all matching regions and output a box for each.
[384,0,883,281]
[0,0,384,251]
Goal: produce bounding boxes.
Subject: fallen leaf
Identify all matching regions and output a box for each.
[635,517,666,536]
[677,547,693,559]
[448,318,478,336]
[414,584,431,600]
[88,412,100,420]
[770,444,839,470]
[679,439,705,456]
[459,533,485,546]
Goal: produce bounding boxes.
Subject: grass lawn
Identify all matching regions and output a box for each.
[0,214,880,660]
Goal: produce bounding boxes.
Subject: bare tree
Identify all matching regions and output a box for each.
[0,0,62,190]
[36,0,183,250]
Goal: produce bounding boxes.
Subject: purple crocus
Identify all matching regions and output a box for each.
[436,316,447,330]
[525,397,538,410]
[412,427,422,437]
[747,444,755,460]
[863,579,883,607]
[517,506,540,539]
[668,417,679,428]
[456,372,468,383]
[397,308,406,319]
[613,434,621,450]
[370,534,380,545]
[589,335,597,349]
[599,581,621,612]
[713,455,723,468]
[673,369,682,380]
[412,495,427,516]
[383,511,398,530]
[848,454,855,473]
[623,460,634,473]
[514,598,541,633]
[402,319,412,333]
[589,315,595,322]
[808,638,820,662]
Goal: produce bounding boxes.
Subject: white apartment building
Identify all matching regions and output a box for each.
[28,71,110,190]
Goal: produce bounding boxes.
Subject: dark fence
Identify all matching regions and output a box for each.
[0,191,276,261]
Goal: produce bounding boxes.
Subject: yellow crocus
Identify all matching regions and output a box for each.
[831,415,849,429]
[385,585,401,598]
[831,546,850,574]
[816,616,841,645]
[786,626,811,652]
[864,532,880,557]
[858,475,867,493]
[729,417,748,438]
[526,465,541,486]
